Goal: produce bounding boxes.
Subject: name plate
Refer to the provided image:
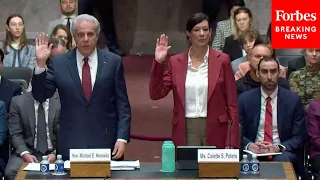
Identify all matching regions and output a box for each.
[198,149,239,162]
[70,149,111,162]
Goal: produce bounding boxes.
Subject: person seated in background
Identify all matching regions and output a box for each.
[307,100,320,180]
[222,7,252,61]
[289,48,320,110]
[47,0,77,36]
[26,37,68,92]
[236,43,289,96]
[0,14,36,69]
[4,92,60,180]
[50,24,74,50]
[231,27,262,73]
[211,1,243,50]
[0,101,7,178]
[238,56,305,165]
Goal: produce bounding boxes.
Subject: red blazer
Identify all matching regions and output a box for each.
[149,48,239,148]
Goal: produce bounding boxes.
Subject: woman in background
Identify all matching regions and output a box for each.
[0,14,36,69]
[222,7,253,61]
[149,13,239,148]
[50,24,73,50]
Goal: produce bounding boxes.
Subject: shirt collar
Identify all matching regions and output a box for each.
[62,14,76,20]
[188,46,209,65]
[261,86,278,101]
[34,99,49,103]
[76,48,97,63]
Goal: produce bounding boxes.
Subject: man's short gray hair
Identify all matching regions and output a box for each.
[72,14,101,34]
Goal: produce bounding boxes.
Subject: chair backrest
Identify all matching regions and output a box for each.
[275,49,304,68]
[9,79,28,93]
[1,67,33,84]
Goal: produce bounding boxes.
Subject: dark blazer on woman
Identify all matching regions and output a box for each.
[308,100,320,158]
[222,35,243,61]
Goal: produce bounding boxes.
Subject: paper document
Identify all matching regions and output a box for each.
[243,150,282,157]
[23,160,140,171]
[23,161,70,171]
[111,160,140,170]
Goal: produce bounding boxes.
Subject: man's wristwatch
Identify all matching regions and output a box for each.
[277,145,284,152]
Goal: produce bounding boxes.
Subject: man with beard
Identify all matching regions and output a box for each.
[236,44,289,96]
[238,56,305,166]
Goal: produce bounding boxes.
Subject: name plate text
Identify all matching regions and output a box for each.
[70,149,111,162]
[198,149,239,162]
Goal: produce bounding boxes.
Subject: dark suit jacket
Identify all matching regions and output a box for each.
[32,48,131,159]
[0,101,7,147]
[149,48,239,148]
[222,35,243,61]
[0,77,21,111]
[307,100,320,158]
[238,87,305,152]
[287,56,306,78]
[9,92,60,155]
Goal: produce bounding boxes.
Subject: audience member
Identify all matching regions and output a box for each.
[78,0,125,56]
[0,101,7,178]
[236,44,289,96]
[50,24,73,50]
[4,92,60,180]
[0,14,36,69]
[231,27,262,73]
[222,7,252,61]
[149,13,239,148]
[307,100,320,180]
[211,1,243,50]
[32,14,131,160]
[235,44,287,81]
[289,48,320,109]
[238,56,305,166]
[47,0,77,36]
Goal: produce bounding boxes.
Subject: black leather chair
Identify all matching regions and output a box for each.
[275,49,304,67]
[1,67,33,85]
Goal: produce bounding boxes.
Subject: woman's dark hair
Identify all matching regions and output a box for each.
[51,24,73,50]
[186,13,210,32]
[4,14,28,54]
[0,49,4,63]
[227,0,245,17]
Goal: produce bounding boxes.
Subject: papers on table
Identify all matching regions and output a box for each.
[23,160,140,171]
[243,150,282,157]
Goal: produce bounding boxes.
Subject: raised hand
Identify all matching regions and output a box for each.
[155,34,171,63]
[36,33,52,68]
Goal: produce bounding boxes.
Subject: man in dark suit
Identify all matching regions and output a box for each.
[0,100,7,178]
[287,55,306,78]
[238,56,305,163]
[32,14,131,160]
[0,49,21,177]
[78,0,124,56]
[4,92,60,180]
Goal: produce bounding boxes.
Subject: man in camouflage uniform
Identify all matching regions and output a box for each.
[289,49,320,109]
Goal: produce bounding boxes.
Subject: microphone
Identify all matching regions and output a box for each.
[227,119,233,149]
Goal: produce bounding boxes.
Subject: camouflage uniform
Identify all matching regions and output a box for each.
[289,65,320,107]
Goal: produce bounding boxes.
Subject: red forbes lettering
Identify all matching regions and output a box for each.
[275,10,317,21]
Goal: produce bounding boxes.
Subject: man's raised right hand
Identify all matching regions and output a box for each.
[35,33,52,68]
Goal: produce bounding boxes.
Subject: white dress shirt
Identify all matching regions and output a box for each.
[62,14,76,29]
[256,86,280,144]
[185,47,209,118]
[21,99,53,156]
[35,48,127,143]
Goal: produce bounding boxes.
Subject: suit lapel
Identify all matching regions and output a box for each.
[208,49,222,100]
[67,49,87,103]
[176,52,188,107]
[277,88,283,134]
[48,93,58,140]
[253,89,262,136]
[26,93,36,139]
[90,49,107,103]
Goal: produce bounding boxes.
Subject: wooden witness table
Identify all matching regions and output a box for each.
[15,162,297,180]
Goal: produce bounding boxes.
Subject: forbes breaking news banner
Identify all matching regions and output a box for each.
[271,0,320,48]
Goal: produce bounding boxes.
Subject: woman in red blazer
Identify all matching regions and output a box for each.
[149,13,239,148]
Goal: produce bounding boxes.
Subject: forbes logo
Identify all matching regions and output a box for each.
[275,10,317,21]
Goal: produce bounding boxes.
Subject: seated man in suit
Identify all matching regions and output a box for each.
[236,44,289,96]
[48,0,77,36]
[0,100,7,178]
[238,56,305,164]
[4,92,60,180]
